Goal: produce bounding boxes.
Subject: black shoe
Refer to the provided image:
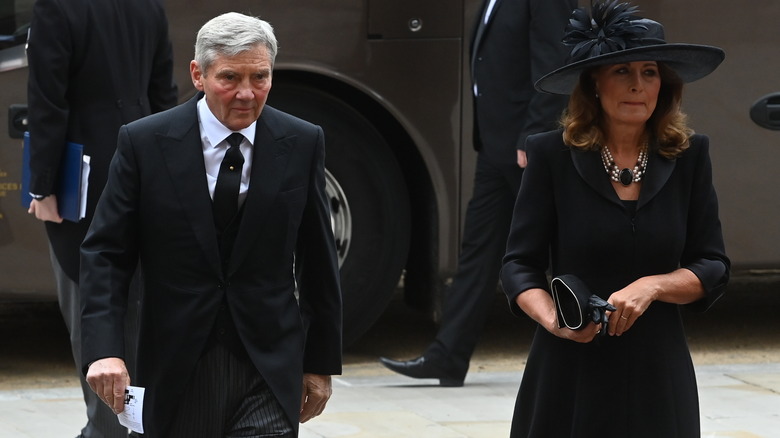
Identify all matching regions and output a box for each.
[379,355,464,387]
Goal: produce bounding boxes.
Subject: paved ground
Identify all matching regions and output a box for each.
[2,362,779,437]
[1,275,779,436]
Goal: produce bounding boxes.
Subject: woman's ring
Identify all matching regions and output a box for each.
[620,315,628,320]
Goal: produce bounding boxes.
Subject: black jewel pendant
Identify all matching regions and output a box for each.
[619,168,633,186]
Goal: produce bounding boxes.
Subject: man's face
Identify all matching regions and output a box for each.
[190,45,273,131]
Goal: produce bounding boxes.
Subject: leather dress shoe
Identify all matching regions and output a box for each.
[379,355,464,387]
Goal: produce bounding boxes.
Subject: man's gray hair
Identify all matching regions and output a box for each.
[194,12,278,76]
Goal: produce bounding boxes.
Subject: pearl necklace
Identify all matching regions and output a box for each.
[600,144,648,186]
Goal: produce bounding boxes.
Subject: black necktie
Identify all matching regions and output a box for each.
[213,133,245,231]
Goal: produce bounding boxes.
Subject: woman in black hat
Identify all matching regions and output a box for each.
[500,1,729,436]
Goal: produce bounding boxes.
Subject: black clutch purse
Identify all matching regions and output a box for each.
[550,275,616,333]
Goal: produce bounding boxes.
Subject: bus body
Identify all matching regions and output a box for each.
[1,0,778,344]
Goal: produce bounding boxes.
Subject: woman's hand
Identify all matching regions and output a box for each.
[516,288,602,343]
[606,277,657,336]
[548,319,603,343]
[607,269,705,336]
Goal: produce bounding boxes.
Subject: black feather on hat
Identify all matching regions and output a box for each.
[535,0,725,95]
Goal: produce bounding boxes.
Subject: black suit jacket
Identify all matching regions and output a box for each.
[80,94,343,437]
[26,0,178,281]
[471,0,575,166]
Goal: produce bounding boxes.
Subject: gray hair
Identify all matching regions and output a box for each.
[194,12,278,76]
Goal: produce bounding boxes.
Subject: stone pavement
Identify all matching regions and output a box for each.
[1,362,778,437]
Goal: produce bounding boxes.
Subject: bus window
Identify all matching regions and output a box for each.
[0,0,32,52]
[0,0,32,74]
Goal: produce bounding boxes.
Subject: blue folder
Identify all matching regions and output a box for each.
[21,132,85,223]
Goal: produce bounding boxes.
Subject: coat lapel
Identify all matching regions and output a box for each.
[158,95,222,276]
[570,148,622,206]
[228,108,295,274]
[637,150,675,210]
[570,145,677,211]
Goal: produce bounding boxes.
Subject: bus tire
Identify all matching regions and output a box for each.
[269,83,411,346]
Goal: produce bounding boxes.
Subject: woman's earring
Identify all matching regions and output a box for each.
[595,93,599,99]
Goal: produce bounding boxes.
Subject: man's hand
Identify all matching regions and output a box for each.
[517,149,528,168]
[299,373,332,423]
[86,357,130,414]
[28,196,63,223]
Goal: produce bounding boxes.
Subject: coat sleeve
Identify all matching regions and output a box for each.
[500,133,558,316]
[515,0,576,150]
[79,125,141,373]
[26,0,72,195]
[295,126,343,375]
[681,135,730,312]
[147,2,178,113]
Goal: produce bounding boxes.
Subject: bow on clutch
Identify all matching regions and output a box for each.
[550,275,616,335]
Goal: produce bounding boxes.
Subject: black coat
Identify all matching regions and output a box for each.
[470,0,575,166]
[501,130,729,437]
[80,96,343,437]
[26,0,178,281]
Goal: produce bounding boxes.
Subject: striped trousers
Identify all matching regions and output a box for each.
[132,341,294,437]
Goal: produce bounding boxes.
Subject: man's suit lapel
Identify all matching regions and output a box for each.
[158,95,223,276]
[228,108,295,275]
[471,0,503,75]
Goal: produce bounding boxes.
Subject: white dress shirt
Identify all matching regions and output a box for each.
[483,0,498,24]
[197,97,256,207]
[474,0,500,96]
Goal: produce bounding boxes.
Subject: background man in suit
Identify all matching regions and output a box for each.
[380,0,575,386]
[80,12,342,437]
[25,0,177,436]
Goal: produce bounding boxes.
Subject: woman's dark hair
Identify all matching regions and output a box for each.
[561,62,692,159]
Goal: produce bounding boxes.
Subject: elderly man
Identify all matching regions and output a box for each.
[80,12,342,437]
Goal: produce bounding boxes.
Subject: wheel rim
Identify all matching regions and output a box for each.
[325,169,351,267]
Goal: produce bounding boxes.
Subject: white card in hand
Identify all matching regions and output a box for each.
[118,385,145,434]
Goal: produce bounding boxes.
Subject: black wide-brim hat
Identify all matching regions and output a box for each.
[536,0,725,95]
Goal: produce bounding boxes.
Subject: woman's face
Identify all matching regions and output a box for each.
[593,61,661,129]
